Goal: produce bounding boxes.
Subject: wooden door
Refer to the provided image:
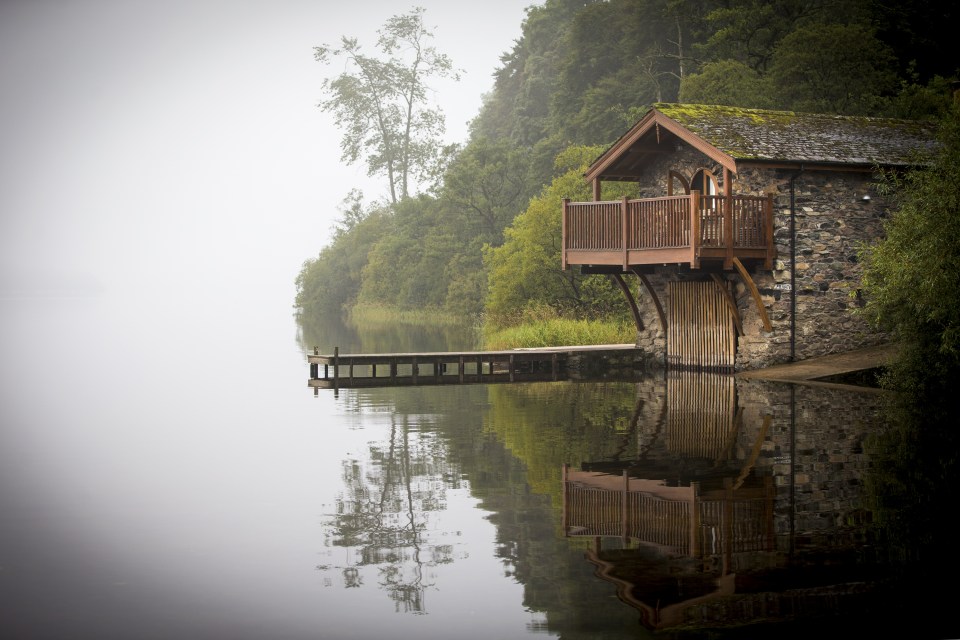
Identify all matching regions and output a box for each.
[667,281,737,371]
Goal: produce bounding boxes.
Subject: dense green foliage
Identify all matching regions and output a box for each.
[859,105,960,395]
[483,145,635,326]
[297,0,957,344]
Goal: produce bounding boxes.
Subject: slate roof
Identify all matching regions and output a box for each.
[652,103,939,167]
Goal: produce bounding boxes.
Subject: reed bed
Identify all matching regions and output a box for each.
[483,317,635,350]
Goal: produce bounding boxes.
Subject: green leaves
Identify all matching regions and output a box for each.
[483,145,632,326]
[860,106,960,391]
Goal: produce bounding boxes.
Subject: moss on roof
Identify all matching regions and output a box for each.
[652,103,938,166]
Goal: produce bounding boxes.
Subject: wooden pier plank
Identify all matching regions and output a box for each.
[307,345,643,389]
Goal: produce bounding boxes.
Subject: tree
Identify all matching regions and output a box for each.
[697,0,862,73]
[295,196,390,315]
[766,23,899,115]
[441,137,537,244]
[679,59,772,108]
[314,8,460,204]
[483,145,633,324]
[859,105,960,396]
[358,195,452,310]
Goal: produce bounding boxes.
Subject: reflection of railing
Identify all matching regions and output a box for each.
[562,468,774,557]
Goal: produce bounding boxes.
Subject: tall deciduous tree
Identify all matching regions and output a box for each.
[314,8,460,204]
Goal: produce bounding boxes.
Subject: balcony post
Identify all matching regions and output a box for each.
[621,196,629,269]
[690,191,701,269]
[562,198,569,270]
[723,193,734,269]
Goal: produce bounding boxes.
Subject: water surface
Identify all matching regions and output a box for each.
[2,295,957,639]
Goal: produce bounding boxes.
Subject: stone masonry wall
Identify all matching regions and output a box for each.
[736,378,888,544]
[621,147,891,370]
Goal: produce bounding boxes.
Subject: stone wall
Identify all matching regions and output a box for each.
[619,147,891,371]
[736,378,888,543]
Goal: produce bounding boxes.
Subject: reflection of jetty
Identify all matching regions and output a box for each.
[307,344,645,390]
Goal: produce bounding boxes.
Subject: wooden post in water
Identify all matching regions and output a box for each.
[333,347,339,393]
[310,347,318,379]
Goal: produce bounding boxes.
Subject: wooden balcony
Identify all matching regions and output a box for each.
[562,193,774,271]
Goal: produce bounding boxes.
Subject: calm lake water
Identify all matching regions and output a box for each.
[2,293,958,639]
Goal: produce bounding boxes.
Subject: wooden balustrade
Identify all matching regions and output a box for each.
[562,193,773,269]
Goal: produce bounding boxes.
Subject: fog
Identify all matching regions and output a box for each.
[0,0,530,306]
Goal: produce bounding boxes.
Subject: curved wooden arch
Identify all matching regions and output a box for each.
[611,273,644,332]
[632,268,667,335]
[692,167,720,195]
[668,170,689,196]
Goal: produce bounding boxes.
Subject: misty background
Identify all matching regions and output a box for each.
[0,0,529,306]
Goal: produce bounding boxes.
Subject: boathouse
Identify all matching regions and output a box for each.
[561,104,938,371]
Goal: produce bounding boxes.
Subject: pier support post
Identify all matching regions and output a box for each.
[333,347,339,392]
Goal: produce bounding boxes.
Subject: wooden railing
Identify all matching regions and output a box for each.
[562,468,775,556]
[562,193,773,269]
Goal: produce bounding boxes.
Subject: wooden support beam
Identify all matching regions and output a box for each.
[709,273,744,337]
[723,190,734,270]
[689,191,701,269]
[731,257,772,332]
[621,196,629,270]
[632,268,667,335]
[611,273,644,332]
[333,346,339,391]
[561,198,569,270]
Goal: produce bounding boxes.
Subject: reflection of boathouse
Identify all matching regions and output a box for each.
[562,469,774,562]
[561,371,885,632]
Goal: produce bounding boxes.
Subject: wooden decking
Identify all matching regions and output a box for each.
[562,193,774,271]
[307,344,644,390]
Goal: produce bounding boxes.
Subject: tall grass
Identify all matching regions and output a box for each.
[348,301,635,350]
[483,316,635,350]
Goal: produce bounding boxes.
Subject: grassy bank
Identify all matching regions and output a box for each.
[349,302,636,351]
[483,316,635,350]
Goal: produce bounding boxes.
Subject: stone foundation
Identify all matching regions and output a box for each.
[629,162,890,371]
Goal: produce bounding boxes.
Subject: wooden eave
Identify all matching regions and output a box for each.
[585,109,738,183]
[735,158,915,173]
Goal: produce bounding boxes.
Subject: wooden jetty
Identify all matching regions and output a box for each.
[307,345,644,390]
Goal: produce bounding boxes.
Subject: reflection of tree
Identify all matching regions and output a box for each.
[321,415,456,614]
[295,309,479,356]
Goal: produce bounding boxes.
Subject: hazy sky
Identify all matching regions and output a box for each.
[0,0,531,303]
